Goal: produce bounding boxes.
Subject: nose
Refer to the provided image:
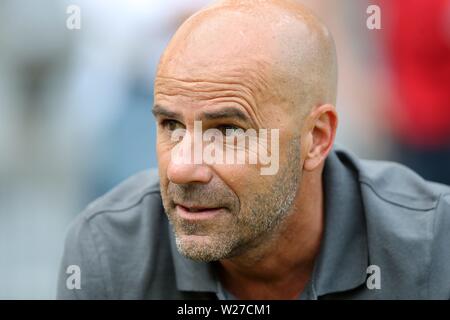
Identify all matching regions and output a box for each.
[166,132,213,185]
[167,161,213,185]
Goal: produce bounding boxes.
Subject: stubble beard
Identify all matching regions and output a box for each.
[162,139,302,262]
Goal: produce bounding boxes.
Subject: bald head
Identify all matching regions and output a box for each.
[156,0,337,119]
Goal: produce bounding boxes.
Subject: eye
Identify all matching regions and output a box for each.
[216,124,244,136]
[160,119,184,131]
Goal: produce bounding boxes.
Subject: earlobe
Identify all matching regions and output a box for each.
[303,104,338,172]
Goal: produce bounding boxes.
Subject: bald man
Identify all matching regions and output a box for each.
[58,0,450,300]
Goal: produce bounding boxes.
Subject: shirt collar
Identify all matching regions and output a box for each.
[311,147,369,297]
[168,147,369,297]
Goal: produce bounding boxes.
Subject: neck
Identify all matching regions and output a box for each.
[217,169,324,299]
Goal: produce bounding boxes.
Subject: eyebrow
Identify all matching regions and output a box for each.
[202,108,251,123]
[152,104,252,123]
[152,105,181,120]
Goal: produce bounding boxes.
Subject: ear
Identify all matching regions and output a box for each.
[303,104,338,172]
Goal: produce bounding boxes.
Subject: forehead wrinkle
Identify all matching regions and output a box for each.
[155,73,270,127]
[155,82,263,128]
[156,57,271,96]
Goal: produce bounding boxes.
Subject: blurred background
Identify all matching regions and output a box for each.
[0,0,449,299]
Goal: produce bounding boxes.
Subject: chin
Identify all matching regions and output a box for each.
[175,233,232,262]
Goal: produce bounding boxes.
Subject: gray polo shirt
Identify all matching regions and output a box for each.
[57,147,450,299]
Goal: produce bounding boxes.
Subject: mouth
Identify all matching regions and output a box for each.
[175,203,226,221]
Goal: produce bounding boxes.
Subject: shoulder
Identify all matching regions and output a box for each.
[335,147,450,211]
[335,147,450,237]
[334,147,450,298]
[75,169,166,241]
[71,169,166,248]
[58,169,175,299]
[83,169,161,219]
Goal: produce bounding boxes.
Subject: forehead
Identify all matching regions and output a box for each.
[154,15,277,116]
[154,73,266,129]
[155,7,278,93]
[154,58,282,129]
[153,8,295,123]
[155,58,271,99]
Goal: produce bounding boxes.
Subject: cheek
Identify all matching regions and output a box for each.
[156,143,172,182]
[156,135,173,162]
[212,163,271,206]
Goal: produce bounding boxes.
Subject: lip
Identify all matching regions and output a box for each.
[175,204,225,221]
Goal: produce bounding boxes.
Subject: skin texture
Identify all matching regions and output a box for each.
[153,0,338,299]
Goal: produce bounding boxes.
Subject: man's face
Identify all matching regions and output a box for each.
[153,63,305,262]
[153,10,308,262]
